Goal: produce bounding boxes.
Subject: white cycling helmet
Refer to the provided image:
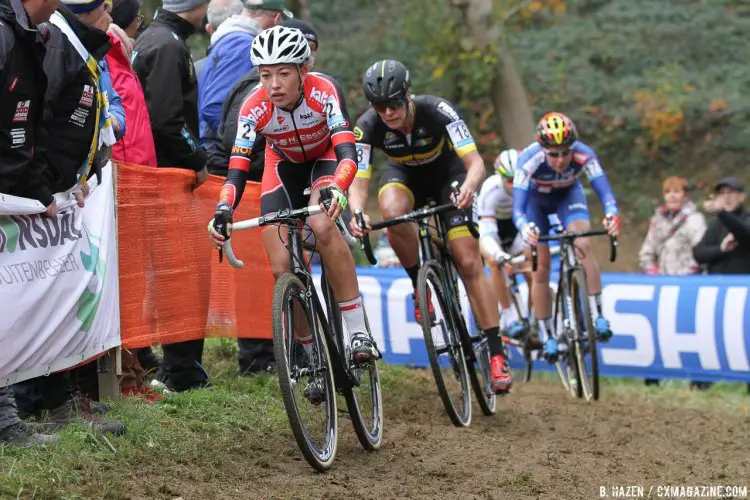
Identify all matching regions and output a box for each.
[250,26,311,67]
[494,149,519,180]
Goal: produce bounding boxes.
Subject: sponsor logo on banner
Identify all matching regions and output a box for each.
[311,268,750,382]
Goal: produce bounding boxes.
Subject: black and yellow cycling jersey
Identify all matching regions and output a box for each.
[353,94,477,179]
[353,95,478,241]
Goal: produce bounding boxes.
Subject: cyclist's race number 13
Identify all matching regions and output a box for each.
[447,120,474,148]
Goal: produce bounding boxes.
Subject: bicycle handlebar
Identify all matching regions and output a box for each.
[354,181,479,266]
[219,204,355,269]
[530,229,618,272]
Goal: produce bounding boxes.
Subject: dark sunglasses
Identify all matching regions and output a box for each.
[373,99,406,113]
[544,149,572,158]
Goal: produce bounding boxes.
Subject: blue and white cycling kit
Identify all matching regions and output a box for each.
[512,141,618,236]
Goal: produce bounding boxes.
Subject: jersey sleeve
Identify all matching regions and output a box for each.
[353,109,377,180]
[218,89,266,210]
[576,145,619,216]
[511,146,542,229]
[431,96,477,158]
[319,79,357,190]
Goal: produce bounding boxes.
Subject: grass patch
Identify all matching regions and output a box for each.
[1,339,747,498]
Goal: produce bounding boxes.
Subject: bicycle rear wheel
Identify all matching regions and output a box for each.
[272,273,337,472]
[553,286,582,398]
[342,308,383,451]
[570,269,600,401]
[417,261,472,427]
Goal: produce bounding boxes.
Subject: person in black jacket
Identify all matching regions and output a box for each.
[0,0,60,447]
[693,176,750,394]
[0,0,57,214]
[133,0,211,393]
[133,0,209,186]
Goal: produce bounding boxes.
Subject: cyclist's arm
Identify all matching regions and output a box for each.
[324,93,357,192]
[435,97,485,189]
[217,94,262,210]
[349,112,377,212]
[511,159,536,230]
[477,179,507,259]
[583,156,619,216]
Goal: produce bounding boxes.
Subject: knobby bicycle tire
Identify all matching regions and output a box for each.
[319,267,383,451]
[417,261,472,427]
[570,269,600,401]
[553,284,582,398]
[272,273,338,472]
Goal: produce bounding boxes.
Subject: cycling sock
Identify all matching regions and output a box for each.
[485,326,505,357]
[340,296,367,338]
[538,318,555,341]
[404,265,420,289]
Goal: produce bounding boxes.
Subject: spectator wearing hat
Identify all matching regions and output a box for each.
[197,0,291,160]
[194,0,243,80]
[133,0,211,393]
[638,176,706,387]
[693,176,750,393]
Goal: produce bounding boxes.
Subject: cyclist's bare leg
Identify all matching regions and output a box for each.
[531,244,554,340]
[487,261,511,310]
[262,226,290,279]
[567,219,610,338]
[450,234,499,329]
[566,219,602,294]
[378,185,419,269]
[310,188,379,360]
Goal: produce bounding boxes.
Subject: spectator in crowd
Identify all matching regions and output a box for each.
[194,0,242,80]
[0,0,62,448]
[212,18,317,375]
[133,0,210,393]
[197,0,290,160]
[638,176,707,387]
[108,0,155,167]
[693,177,750,394]
[11,0,131,436]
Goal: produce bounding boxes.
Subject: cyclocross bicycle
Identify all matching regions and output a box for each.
[356,182,495,427]
[531,229,617,401]
[214,190,383,472]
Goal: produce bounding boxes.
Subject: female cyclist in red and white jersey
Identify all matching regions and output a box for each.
[208,26,380,367]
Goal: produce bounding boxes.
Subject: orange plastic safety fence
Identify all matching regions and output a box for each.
[115,162,274,349]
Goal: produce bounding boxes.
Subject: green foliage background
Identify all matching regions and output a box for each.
[145,0,750,224]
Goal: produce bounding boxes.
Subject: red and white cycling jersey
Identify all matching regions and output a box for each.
[218,72,357,209]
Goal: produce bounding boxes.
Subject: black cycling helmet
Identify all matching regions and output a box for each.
[362,60,411,104]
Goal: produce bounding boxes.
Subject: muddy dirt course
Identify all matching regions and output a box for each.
[127,372,749,500]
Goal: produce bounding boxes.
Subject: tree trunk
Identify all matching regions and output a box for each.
[458,0,536,149]
[287,0,312,21]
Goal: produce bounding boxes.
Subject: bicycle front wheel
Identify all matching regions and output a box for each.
[553,286,581,398]
[417,261,472,427]
[272,273,337,472]
[570,269,599,401]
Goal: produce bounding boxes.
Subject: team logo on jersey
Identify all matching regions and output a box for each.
[277,116,284,124]
[384,131,398,145]
[12,100,29,123]
[246,102,269,122]
[416,127,426,137]
[300,111,314,120]
[353,126,364,141]
[10,128,25,147]
[436,102,459,121]
[310,86,330,106]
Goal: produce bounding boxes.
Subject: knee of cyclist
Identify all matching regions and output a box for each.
[576,239,593,258]
[270,260,289,280]
[455,253,481,279]
[308,217,337,245]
